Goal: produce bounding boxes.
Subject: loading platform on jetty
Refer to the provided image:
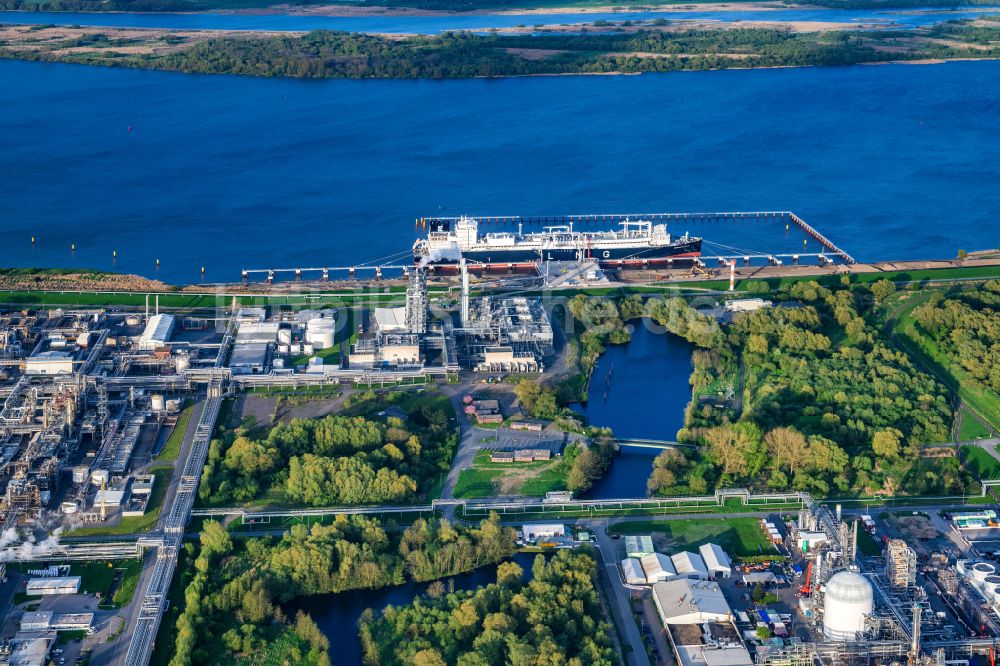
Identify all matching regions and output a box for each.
[240,210,855,282]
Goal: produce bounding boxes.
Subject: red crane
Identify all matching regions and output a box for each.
[798,561,814,597]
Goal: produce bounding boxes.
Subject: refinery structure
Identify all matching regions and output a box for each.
[0,294,999,666]
[0,270,554,545]
[0,277,556,666]
[609,495,1000,666]
[0,213,998,666]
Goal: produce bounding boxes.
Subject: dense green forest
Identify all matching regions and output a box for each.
[911,282,1000,395]
[360,549,616,665]
[565,293,643,375]
[199,395,456,506]
[609,281,975,498]
[167,514,517,665]
[6,22,1000,80]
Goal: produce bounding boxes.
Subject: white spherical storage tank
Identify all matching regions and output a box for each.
[823,571,874,641]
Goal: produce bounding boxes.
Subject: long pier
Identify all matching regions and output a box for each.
[422,211,855,265]
[240,265,409,282]
[240,211,854,282]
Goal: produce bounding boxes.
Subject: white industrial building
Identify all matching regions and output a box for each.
[797,531,828,550]
[622,558,646,586]
[25,576,81,596]
[652,579,732,625]
[475,346,540,374]
[24,350,75,375]
[674,644,753,666]
[235,322,280,344]
[20,611,93,633]
[822,570,873,641]
[230,343,270,375]
[235,307,266,324]
[640,553,677,583]
[672,551,710,580]
[699,543,733,579]
[349,333,421,369]
[137,314,175,350]
[94,488,125,509]
[3,633,53,666]
[521,523,565,542]
[723,298,772,313]
[374,307,408,333]
[625,535,655,558]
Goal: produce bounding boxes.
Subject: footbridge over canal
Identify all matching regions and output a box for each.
[611,437,692,450]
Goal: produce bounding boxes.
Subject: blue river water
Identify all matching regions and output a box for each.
[575,322,693,499]
[2,7,998,32]
[2,59,998,282]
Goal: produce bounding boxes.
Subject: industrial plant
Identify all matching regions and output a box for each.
[608,495,1000,666]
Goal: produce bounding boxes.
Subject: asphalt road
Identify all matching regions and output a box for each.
[585,518,651,666]
[92,396,206,666]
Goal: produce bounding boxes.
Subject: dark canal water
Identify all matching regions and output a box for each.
[574,321,694,499]
[288,552,539,665]
[2,60,1000,282]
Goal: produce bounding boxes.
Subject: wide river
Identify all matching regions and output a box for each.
[2,7,997,32]
[2,59,998,282]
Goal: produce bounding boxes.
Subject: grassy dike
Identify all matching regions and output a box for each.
[0,264,998,310]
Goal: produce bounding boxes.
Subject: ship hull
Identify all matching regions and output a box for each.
[417,239,702,272]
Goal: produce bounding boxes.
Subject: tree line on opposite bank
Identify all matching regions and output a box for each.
[360,548,616,665]
[168,513,517,665]
[2,0,998,13]
[7,23,1000,80]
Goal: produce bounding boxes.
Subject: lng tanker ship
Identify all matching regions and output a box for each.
[413,216,702,271]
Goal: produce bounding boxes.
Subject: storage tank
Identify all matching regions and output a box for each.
[174,353,191,373]
[972,562,995,584]
[307,317,335,330]
[150,394,166,412]
[302,343,314,355]
[60,501,79,515]
[72,466,89,484]
[822,570,874,641]
[278,329,292,345]
[277,344,290,355]
[125,315,141,327]
[307,329,335,350]
[90,469,109,487]
[165,399,181,414]
[983,574,1000,593]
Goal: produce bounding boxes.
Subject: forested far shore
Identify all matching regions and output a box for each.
[2,0,1000,13]
[1,20,1000,79]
